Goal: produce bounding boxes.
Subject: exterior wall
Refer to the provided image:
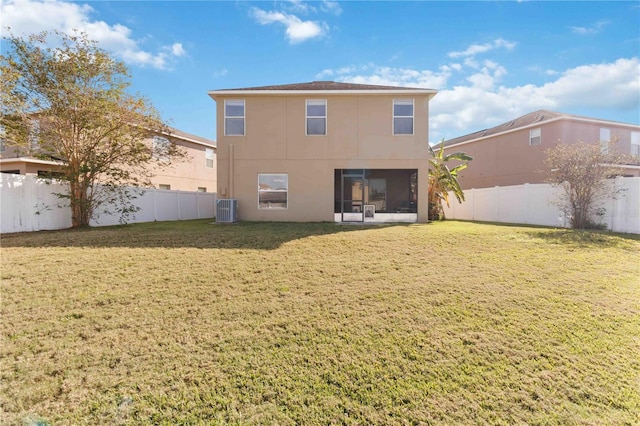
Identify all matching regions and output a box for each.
[0,159,63,176]
[215,94,432,222]
[149,138,217,192]
[446,119,640,190]
[1,135,217,193]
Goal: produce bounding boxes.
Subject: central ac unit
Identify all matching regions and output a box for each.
[216,199,238,223]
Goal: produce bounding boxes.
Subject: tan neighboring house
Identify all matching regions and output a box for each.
[208,81,437,223]
[0,126,217,193]
[442,110,640,190]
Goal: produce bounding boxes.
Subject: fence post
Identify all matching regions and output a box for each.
[494,186,500,222]
[471,188,475,221]
[176,191,182,220]
[524,183,530,225]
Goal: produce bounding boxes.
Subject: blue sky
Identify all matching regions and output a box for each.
[2,0,639,143]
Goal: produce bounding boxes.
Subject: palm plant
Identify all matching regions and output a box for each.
[428,142,472,221]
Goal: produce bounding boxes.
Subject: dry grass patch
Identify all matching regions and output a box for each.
[1,220,639,425]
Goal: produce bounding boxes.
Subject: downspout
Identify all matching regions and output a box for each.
[228,143,234,198]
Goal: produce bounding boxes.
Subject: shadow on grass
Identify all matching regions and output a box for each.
[524,228,640,249]
[445,219,640,249]
[0,219,414,250]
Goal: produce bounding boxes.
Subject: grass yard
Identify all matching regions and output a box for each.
[1,220,639,425]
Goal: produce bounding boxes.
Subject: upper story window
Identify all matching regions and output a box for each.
[631,132,640,157]
[0,124,5,152]
[306,99,327,136]
[29,119,41,151]
[225,100,245,136]
[152,136,170,162]
[205,148,214,168]
[529,128,541,146]
[600,128,611,154]
[393,99,413,135]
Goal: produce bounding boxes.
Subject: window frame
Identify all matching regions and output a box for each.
[29,119,41,151]
[306,99,327,136]
[529,128,541,146]
[152,136,171,162]
[393,99,414,135]
[205,147,214,168]
[224,99,245,136]
[258,173,288,210]
[631,131,640,157]
[600,128,611,154]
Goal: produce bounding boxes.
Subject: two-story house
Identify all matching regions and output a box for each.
[442,110,640,190]
[1,126,217,193]
[208,81,437,223]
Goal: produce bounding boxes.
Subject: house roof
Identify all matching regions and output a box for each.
[209,81,437,97]
[442,110,639,148]
[164,126,216,148]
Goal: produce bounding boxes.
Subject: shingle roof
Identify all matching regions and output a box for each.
[222,81,431,91]
[165,126,216,148]
[210,81,436,93]
[441,110,637,147]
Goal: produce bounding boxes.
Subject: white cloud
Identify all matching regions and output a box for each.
[286,0,316,14]
[170,43,186,57]
[212,68,228,78]
[1,0,186,70]
[448,38,516,58]
[250,7,327,44]
[571,20,609,35]
[323,57,639,143]
[321,1,343,15]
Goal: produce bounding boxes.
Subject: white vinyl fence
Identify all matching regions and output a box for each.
[442,177,640,234]
[0,174,216,233]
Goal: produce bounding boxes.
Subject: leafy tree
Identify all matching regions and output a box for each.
[544,140,630,229]
[1,30,182,227]
[428,142,472,221]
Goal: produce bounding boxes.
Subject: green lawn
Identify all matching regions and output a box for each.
[1,220,639,425]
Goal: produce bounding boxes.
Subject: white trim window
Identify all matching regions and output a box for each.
[600,128,611,153]
[0,124,5,152]
[393,99,414,135]
[306,99,327,135]
[225,100,245,136]
[529,128,541,146]
[29,119,41,151]
[258,173,288,209]
[631,132,640,157]
[152,136,170,162]
[205,147,214,168]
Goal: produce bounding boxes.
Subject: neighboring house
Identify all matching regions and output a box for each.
[208,81,437,223]
[442,110,640,190]
[149,128,217,192]
[0,126,217,193]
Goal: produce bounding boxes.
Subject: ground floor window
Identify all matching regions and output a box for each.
[334,169,417,214]
[258,173,288,209]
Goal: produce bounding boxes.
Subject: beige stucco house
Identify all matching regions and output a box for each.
[0,126,217,193]
[208,81,437,223]
[442,110,640,190]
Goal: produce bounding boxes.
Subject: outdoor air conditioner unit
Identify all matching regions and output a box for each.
[216,199,238,223]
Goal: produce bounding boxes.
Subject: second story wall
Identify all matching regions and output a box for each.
[214,94,431,163]
[445,114,640,189]
[148,136,216,192]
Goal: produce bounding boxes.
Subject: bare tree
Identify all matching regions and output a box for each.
[544,140,631,229]
[1,30,183,227]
